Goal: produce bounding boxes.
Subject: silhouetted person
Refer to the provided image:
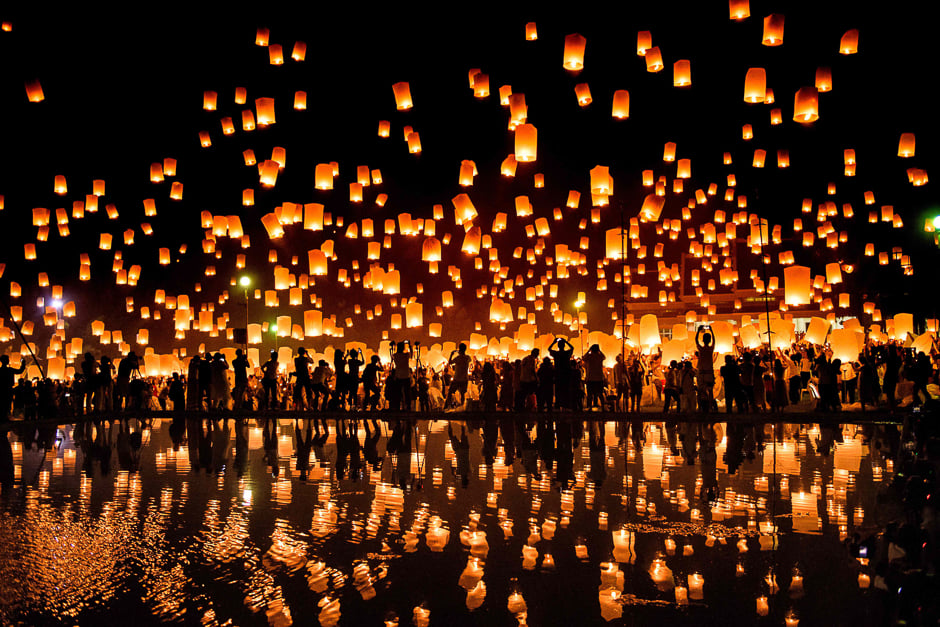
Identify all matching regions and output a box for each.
[0,355,26,422]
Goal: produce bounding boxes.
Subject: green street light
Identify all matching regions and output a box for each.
[933,215,940,230]
[239,275,251,287]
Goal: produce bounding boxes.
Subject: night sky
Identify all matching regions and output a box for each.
[0,3,937,356]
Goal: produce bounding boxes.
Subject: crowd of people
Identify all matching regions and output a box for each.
[0,329,937,421]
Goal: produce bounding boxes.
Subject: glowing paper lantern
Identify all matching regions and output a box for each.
[637,31,652,55]
[315,164,333,190]
[255,97,276,125]
[793,87,819,123]
[639,314,661,350]
[898,133,915,157]
[515,124,537,162]
[574,83,592,106]
[392,82,413,110]
[673,60,691,86]
[563,33,586,71]
[611,90,630,118]
[645,47,663,72]
[804,317,831,345]
[744,68,766,103]
[784,265,811,306]
[25,79,44,102]
[812,65,833,92]
[729,0,750,20]
[762,14,784,46]
[840,29,859,54]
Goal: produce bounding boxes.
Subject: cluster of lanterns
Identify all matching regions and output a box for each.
[4,3,931,377]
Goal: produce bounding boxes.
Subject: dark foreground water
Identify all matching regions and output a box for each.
[0,417,899,626]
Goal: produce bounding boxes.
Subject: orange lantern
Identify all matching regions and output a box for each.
[898,133,915,157]
[515,124,537,162]
[25,79,44,102]
[762,14,784,46]
[815,67,832,92]
[673,60,691,87]
[611,90,630,119]
[392,82,413,110]
[744,68,766,102]
[840,29,859,54]
[563,33,586,71]
[793,87,819,123]
[729,0,750,20]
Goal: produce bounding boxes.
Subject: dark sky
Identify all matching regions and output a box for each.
[0,2,937,353]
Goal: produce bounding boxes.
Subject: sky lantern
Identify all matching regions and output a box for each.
[676,158,691,178]
[452,194,478,223]
[203,90,217,110]
[472,73,490,98]
[784,265,811,306]
[462,226,482,255]
[663,142,676,161]
[673,60,691,86]
[729,0,750,19]
[308,250,328,276]
[255,27,269,46]
[261,213,284,238]
[793,87,819,123]
[815,67,832,92]
[637,30,652,55]
[459,161,475,186]
[500,155,517,176]
[422,237,442,262]
[255,97,276,125]
[291,40,307,61]
[611,90,630,118]
[840,29,859,54]
[407,132,422,153]
[574,83,592,106]
[406,302,423,328]
[198,131,211,147]
[639,314,661,350]
[898,133,915,157]
[805,317,831,345]
[752,149,766,167]
[826,262,843,285]
[645,47,663,72]
[293,90,307,110]
[639,194,665,222]
[590,165,611,194]
[515,124,537,162]
[54,175,67,195]
[392,82,413,109]
[563,33,586,71]
[744,68,766,102]
[268,43,284,65]
[526,22,537,40]
[25,79,44,102]
[777,150,790,167]
[378,120,390,137]
[762,14,784,45]
[315,164,333,189]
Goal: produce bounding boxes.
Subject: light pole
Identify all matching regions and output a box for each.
[239,275,251,352]
[575,300,584,356]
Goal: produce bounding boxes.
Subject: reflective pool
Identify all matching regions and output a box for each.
[0,417,899,625]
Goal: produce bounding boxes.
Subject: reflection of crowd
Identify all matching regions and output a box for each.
[1,331,937,422]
